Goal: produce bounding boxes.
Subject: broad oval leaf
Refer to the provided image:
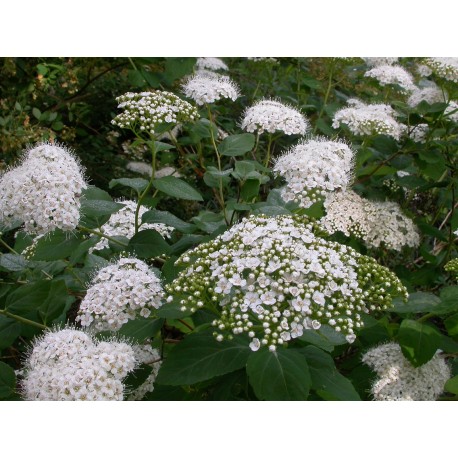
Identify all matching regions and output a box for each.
[142,209,196,234]
[128,229,170,258]
[118,317,164,342]
[109,177,149,193]
[398,319,443,367]
[298,346,361,401]
[156,331,251,386]
[153,176,203,201]
[219,133,255,157]
[246,347,311,401]
[0,362,16,399]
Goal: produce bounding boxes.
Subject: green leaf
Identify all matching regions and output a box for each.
[445,313,458,336]
[191,212,226,234]
[37,279,68,325]
[109,178,149,193]
[219,134,255,157]
[246,347,311,400]
[142,209,196,233]
[0,362,16,399]
[0,316,21,350]
[5,279,66,318]
[32,107,42,120]
[298,346,361,401]
[80,199,125,218]
[391,292,441,314]
[298,329,334,353]
[445,375,458,395]
[398,319,443,367]
[241,179,261,202]
[30,230,83,261]
[153,176,203,201]
[203,166,233,188]
[163,57,196,84]
[156,331,251,386]
[118,318,164,342]
[128,229,170,258]
[0,254,29,272]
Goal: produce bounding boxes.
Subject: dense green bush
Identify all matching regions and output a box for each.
[1,57,458,401]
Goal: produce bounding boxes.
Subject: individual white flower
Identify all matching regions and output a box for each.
[167,214,407,351]
[77,257,165,331]
[91,200,173,252]
[182,74,240,105]
[423,57,458,83]
[364,65,415,92]
[127,345,162,400]
[444,101,458,122]
[332,99,405,140]
[362,342,451,401]
[273,138,355,208]
[196,57,228,72]
[0,142,87,235]
[241,99,310,136]
[363,57,399,67]
[409,123,429,143]
[112,91,199,135]
[320,191,420,251]
[407,84,446,107]
[22,328,136,401]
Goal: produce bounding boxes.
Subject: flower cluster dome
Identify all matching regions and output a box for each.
[407,84,445,107]
[0,142,87,235]
[332,99,405,140]
[273,138,355,208]
[22,328,136,401]
[167,215,407,352]
[182,74,240,105]
[91,199,173,252]
[320,190,420,251]
[423,57,458,83]
[362,342,451,401]
[364,65,415,92]
[112,91,199,135]
[196,57,228,72]
[363,57,399,67]
[77,257,165,331]
[241,99,309,135]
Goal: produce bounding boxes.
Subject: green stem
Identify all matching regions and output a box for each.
[0,236,19,255]
[78,226,129,248]
[134,139,157,234]
[0,309,48,329]
[314,60,335,134]
[264,134,273,168]
[206,104,229,225]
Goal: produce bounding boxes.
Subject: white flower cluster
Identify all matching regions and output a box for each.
[364,65,415,92]
[91,200,173,252]
[362,343,451,401]
[445,101,458,123]
[182,74,240,105]
[241,100,309,136]
[320,191,420,251]
[22,328,136,401]
[273,138,355,209]
[127,345,162,401]
[112,91,199,135]
[77,257,165,331]
[196,57,228,72]
[415,63,433,77]
[407,85,445,107]
[409,123,429,143]
[167,215,407,351]
[332,99,405,140]
[424,57,458,83]
[363,57,399,67]
[0,142,87,235]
